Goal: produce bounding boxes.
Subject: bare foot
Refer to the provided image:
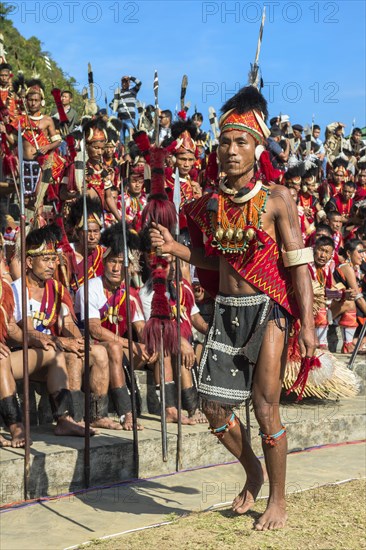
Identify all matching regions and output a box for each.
[9,423,31,448]
[0,433,11,447]
[54,416,97,437]
[121,412,143,431]
[255,500,288,531]
[232,461,266,514]
[188,409,208,424]
[91,417,122,430]
[166,407,196,425]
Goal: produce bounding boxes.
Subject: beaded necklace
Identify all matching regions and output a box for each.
[209,180,270,254]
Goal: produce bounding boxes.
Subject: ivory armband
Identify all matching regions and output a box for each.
[283,247,314,268]
[50,134,62,143]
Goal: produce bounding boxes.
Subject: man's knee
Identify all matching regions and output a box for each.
[105,342,124,363]
[201,398,233,426]
[252,388,281,429]
[90,345,109,368]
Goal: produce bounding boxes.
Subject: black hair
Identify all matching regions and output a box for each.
[343,239,363,256]
[352,127,362,135]
[61,90,73,97]
[327,210,343,220]
[192,112,203,122]
[26,224,61,250]
[315,223,333,237]
[161,109,172,121]
[343,180,356,189]
[100,222,140,257]
[315,236,335,250]
[313,124,321,131]
[68,197,103,228]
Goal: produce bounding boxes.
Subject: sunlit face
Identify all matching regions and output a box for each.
[61,92,72,106]
[77,221,101,251]
[87,141,105,161]
[26,93,42,115]
[128,174,144,195]
[289,187,298,202]
[341,185,354,201]
[175,152,195,177]
[0,69,11,88]
[104,144,115,159]
[304,180,318,194]
[333,172,345,184]
[357,170,366,186]
[348,245,364,267]
[327,215,343,232]
[218,130,256,179]
[314,245,333,267]
[313,128,321,139]
[26,253,57,281]
[104,254,124,286]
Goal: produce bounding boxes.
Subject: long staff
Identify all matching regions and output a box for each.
[173,168,182,470]
[81,136,91,488]
[18,123,30,499]
[120,167,139,475]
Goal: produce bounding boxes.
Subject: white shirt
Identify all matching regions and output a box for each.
[75,276,144,323]
[12,278,69,334]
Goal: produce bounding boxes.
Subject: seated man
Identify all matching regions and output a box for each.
[0,265,89,445]
[11,225,118,430]
[68,197,105,292]
[75,222,153,430]
[325,181,356,222]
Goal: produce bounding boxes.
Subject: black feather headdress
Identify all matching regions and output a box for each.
[100,222,140,258]
[69,197,103,228]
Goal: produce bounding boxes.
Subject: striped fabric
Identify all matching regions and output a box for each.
[114,77,141,121]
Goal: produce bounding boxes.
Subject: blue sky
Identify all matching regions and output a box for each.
[6,0,366,137]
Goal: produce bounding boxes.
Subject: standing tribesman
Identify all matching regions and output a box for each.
[75,222,153,430]
[163,119,202,244]
[9,79,64,200]
[82,116,122,223]
[150,86,315,530]
[0,62,17,120]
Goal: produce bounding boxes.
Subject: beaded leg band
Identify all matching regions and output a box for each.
[259,426,286,447]
[209,412,239,439]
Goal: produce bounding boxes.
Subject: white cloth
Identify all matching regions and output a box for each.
[11,278,69,334]
[75,276,144,323]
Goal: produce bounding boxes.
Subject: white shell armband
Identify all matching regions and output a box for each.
[283,247,314,267]
[50,134,62,143]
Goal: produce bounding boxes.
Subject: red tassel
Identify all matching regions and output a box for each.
[205,151,219,183]
[51,88,69,124]
[133,131,151,163]
[286,355,322,401]
[143,261,178,354]
[177,110,186,120]
[141,199,176,232]
[258,149,284,183]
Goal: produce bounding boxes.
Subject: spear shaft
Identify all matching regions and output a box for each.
[82,137,91,488]
[120,168,139,475]
[173,167,182,470]
[18,123,30,499]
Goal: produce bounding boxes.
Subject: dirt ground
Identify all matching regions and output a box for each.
[81,479,365,550]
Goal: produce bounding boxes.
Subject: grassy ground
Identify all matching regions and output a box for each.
[81,479,365,550]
